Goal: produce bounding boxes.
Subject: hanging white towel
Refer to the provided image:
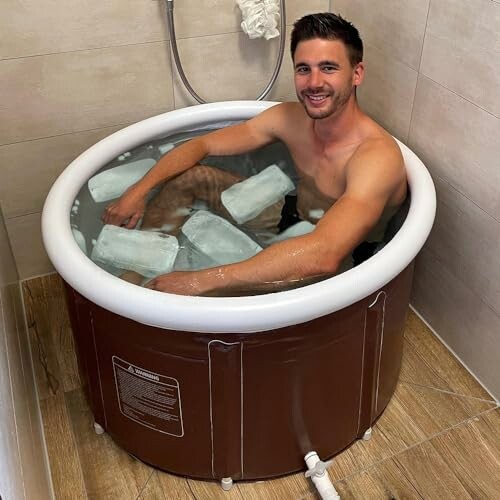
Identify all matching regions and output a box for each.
[236,0,280,40]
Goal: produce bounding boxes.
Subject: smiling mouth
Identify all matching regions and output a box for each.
[304,94,329,105]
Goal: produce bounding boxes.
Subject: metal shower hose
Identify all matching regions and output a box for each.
[165,0,287,103]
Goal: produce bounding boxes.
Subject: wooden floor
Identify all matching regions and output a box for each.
[23,274,500,500]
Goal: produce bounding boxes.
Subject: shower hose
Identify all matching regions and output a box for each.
[165,0,287,103]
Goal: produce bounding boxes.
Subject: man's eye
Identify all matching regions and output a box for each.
[296,67,309,74]
[322,66,336,72]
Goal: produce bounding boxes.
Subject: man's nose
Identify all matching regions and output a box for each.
[308,69,323,89]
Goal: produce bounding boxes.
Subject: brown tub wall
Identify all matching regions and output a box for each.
[62,262,413,480]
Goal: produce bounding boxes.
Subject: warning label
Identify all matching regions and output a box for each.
[112,356,184,436]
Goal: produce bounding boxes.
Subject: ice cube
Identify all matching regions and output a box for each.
[159,143,175,155]
[181,210,262,266]
[221,164,295,224]
[88,158,156,202]
[269,221,315,243]
[91,225,179,278]
[309,208,325,220]
[72,228,88,255]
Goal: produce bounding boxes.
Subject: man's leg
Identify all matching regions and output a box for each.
[141,165,244,232]
[142,164,284,235]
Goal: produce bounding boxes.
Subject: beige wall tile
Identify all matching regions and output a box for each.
[173,0,241,38]
[334,0,430,70]
[0,125,125,219]
[0,208,51,498]
[358,45,418,141]
[412,248,500,399]
[173,30,292,106]
[6,213,54,279]
[409,76,500,220]
[1,0,168,59]
[172,0,328,41]
[423,175,500,315]
[2,284,52,499]
[420,0,500,116]
[0,42,174,145]
[0,210,23,499]
[286,0,330,25]
[0,305,24,499]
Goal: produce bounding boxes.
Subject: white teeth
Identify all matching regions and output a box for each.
[308,95,326,102]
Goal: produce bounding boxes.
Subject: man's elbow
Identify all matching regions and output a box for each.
[312,251,344,277]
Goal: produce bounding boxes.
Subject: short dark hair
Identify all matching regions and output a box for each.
[290,13,363,67]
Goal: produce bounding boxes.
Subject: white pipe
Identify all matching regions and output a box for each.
[304,451,340,500]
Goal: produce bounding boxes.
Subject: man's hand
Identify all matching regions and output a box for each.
[144,271,210,296]
[102,188,146,228]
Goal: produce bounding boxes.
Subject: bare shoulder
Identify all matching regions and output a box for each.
[248,102,306,138]
[346,132,407,202]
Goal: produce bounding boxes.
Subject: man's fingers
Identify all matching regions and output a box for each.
[125,212,141,229]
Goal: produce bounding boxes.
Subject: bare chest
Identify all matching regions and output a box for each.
[287,137,358,199]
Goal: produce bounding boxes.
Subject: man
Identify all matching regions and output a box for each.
[102,13,407,296]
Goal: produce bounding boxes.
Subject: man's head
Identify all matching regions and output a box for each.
[291,13,364,120]
[291,13,363,67]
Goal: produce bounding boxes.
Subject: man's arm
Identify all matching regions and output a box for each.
[145,139,407,295]
[102,103,286,227]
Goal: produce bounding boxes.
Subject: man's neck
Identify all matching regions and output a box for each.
[311,98,364,146]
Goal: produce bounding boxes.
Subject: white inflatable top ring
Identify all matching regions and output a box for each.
[42,101,436,333]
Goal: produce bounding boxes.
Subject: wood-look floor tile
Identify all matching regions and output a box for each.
[28,275,500,499]
[39,392,87,500]
[236,473,315,499]
[399,334,451,389]
[65,388,153,499]
[389,383,495,438]
[429,408,500,499]
[187,479,245,500]
[404,311,493,400]
[333,459,421,500]
[138,471,194,500]
[23,275,80,398]
[394,440,474,499]
[325,383,429,482]
[326,380,495,484]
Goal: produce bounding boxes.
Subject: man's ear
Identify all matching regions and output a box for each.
[352,62,365,86]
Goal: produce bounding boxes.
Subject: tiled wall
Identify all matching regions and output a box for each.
[2,1,499,399]
[0,205,52,499]
[334,0,500,399]
[0,0,328,278]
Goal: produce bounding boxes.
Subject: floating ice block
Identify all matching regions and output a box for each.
[221,164,295,224]
[88,158,156,202]
[309,208,325,220]
[72,228,88,255]
[158,143,175,155]
[91,225,179,278]
[181,210,262,266]
[270,221,316,243]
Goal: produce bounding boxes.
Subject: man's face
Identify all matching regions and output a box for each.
[293,38,363,120]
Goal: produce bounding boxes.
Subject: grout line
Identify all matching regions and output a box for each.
[399,380,497,405]
[406,0,432,144]
[417,0,432,74]
[409,304,499,404]
[0,39,169,62]
[18,281,57,500]
[419,73,500,120]
[21,272,57,284]
[135,470,156,499]
[332,405,499,486]
[392,458,427,500]
[0,122,135,149]
[429,171,500,229]
[0,292,27,500]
